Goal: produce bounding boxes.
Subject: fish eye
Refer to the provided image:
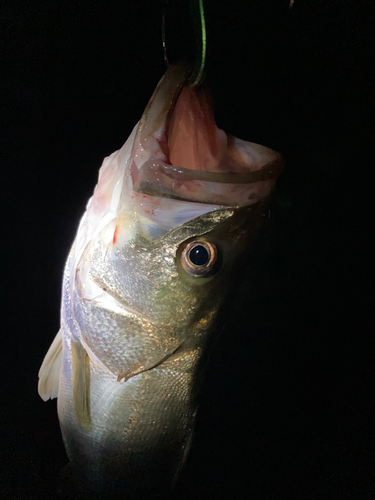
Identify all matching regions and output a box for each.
[181,240,217,277]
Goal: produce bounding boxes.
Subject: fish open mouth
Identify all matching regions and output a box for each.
[129,65,284,206]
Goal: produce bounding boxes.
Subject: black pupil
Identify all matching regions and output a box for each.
[189,245,209,266]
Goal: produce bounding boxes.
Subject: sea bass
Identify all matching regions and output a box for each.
[38,65,283,495]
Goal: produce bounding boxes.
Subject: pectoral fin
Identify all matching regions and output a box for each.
[38,329,63,401]
[71,338,92,430]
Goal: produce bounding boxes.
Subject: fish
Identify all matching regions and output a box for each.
[38,65,283,496]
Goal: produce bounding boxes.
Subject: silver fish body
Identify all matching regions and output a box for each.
[38,66,283,494]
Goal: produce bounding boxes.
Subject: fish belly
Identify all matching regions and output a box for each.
[58,269,198,493]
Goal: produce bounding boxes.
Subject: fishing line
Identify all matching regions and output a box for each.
[162,0,206,87]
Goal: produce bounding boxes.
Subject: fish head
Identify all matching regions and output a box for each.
[71,65,283,380]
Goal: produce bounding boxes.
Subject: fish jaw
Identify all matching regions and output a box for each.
[128,65,284,207]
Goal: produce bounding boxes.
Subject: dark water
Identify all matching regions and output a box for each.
[2,1,375,498]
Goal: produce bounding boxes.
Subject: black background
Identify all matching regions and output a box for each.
[2,0,375,499]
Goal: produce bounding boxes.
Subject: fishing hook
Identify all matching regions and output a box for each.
[162,0,206,87]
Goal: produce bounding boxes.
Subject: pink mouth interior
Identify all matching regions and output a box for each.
[168,85,228,173]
